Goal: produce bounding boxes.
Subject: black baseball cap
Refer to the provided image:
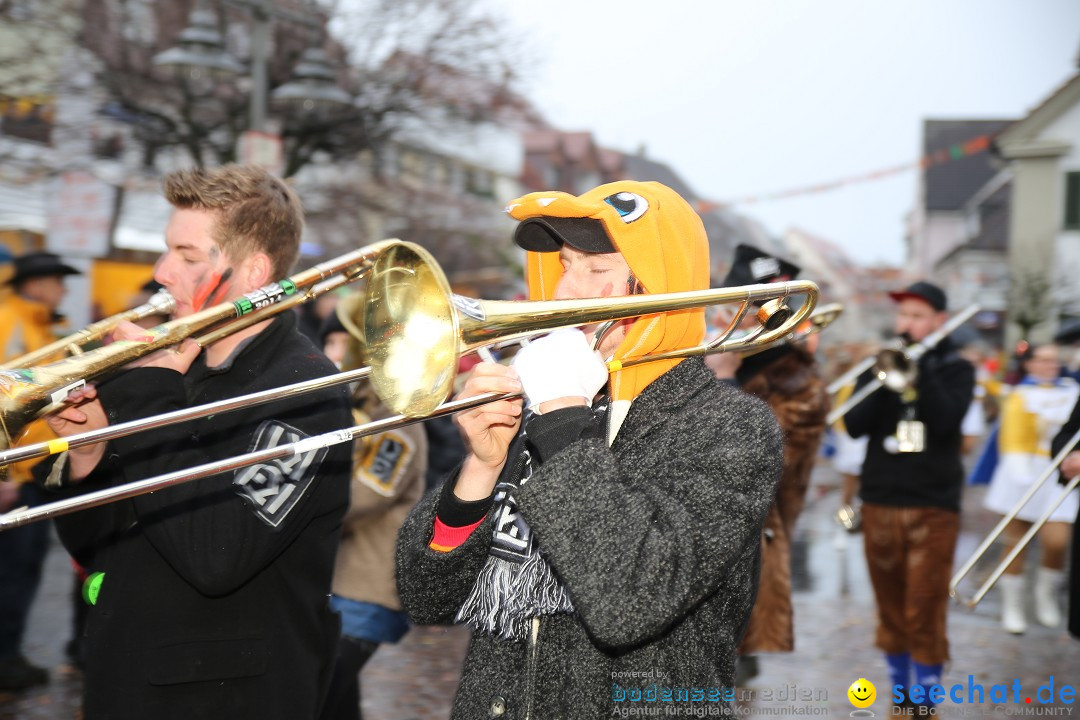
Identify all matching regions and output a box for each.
[888,281,947,312]
[514,216,615,254]
[722,243,800,287]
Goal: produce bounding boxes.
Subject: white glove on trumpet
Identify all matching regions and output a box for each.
[511,328,610,412]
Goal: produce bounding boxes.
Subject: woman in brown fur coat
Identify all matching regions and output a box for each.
[736,343,830,662]
[711,244,831,682]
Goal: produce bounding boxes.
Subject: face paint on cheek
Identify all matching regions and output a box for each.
[191,268,234,311]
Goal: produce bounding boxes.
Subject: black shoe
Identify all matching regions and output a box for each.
[0,655,49,691]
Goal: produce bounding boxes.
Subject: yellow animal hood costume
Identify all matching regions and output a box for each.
[507,180,710,441]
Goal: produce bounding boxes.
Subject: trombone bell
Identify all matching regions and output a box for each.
[875,345,917,393]
[360,242,461,419]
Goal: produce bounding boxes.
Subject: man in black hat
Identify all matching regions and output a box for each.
[843,281,974,714]
[0,251,80,690]
[0,251,80,356]
[711,244,830,685]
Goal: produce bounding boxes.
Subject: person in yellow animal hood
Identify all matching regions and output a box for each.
[511,180,710,440]
[396,181,784,719]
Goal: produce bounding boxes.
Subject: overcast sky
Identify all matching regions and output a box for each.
[500,0,1080,267]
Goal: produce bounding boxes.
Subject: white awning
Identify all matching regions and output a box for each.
[0,180,169,252]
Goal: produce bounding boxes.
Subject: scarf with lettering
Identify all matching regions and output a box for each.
[455,419,577,641]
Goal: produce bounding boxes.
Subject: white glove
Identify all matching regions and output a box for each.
[511,328,609,412]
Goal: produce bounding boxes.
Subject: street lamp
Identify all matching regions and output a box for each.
[270,47,353,115]
[151,6,245,81]
[152,1,351,134]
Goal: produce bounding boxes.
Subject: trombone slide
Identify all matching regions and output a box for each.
[949,425,1080,608]
[0,390,518,531]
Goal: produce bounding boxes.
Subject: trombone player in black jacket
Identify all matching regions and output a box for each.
[844,281,974,712]
[38,165,352,720]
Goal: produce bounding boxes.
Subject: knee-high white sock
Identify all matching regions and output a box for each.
[1034,567,1063,628]
[999,574,1027,634]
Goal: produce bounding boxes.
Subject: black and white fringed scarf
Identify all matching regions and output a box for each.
[455,425,576,642]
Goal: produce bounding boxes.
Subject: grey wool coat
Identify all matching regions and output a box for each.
[396,357,783,719]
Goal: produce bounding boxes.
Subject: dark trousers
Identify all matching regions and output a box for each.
[0,483,50,658]
[862,503,959,665]
[318,637,379,720]
[1070,500,1080,639]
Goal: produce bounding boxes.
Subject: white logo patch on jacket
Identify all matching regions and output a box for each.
[233,420,327,527]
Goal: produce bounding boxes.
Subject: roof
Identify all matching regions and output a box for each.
[923,119,1013,211]
[618,153,700,201]
[996,70,1080,147]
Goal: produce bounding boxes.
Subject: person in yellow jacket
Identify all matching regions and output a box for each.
[983,343,1078,634]
[0,251,79,691]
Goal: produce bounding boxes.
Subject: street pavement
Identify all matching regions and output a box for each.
[2,458,1077,719]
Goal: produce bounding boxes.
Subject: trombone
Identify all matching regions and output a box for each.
[825,304,981,425]
[949,427,1080,608]
[360,241,819,417]
[1,290,177,370]
[0,240,397,478]
[0,239,818,528]
[0,304,841,472]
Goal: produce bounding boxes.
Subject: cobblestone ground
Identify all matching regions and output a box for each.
[2,460,1077,719]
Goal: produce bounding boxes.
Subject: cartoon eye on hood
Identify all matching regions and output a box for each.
[604,192,649,223]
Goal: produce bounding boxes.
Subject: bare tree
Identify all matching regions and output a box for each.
[76,0,526,177]
[1008,265,1053,343]
[0,0,82,157]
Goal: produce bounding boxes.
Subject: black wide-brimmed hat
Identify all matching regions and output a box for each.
[722,243,800,287]
[8,252,80,285]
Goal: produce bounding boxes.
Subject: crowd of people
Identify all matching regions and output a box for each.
[0,165,1075,719]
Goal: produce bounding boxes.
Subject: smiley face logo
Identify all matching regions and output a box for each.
[847,678,876,708]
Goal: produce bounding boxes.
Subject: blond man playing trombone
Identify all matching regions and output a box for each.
[40,165,352,720]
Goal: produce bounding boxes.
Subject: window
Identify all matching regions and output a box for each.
[1065,171,1080,230]
[465,167,494,198]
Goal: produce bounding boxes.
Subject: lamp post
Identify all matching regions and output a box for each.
[153,0,352,136]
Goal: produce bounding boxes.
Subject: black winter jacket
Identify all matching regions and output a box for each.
[47,313,351,720]
[1049,401,1080,639]
[396,357,782,719]
[846,338,974,511]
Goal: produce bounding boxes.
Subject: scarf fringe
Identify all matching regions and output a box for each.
[456,551,574,642]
